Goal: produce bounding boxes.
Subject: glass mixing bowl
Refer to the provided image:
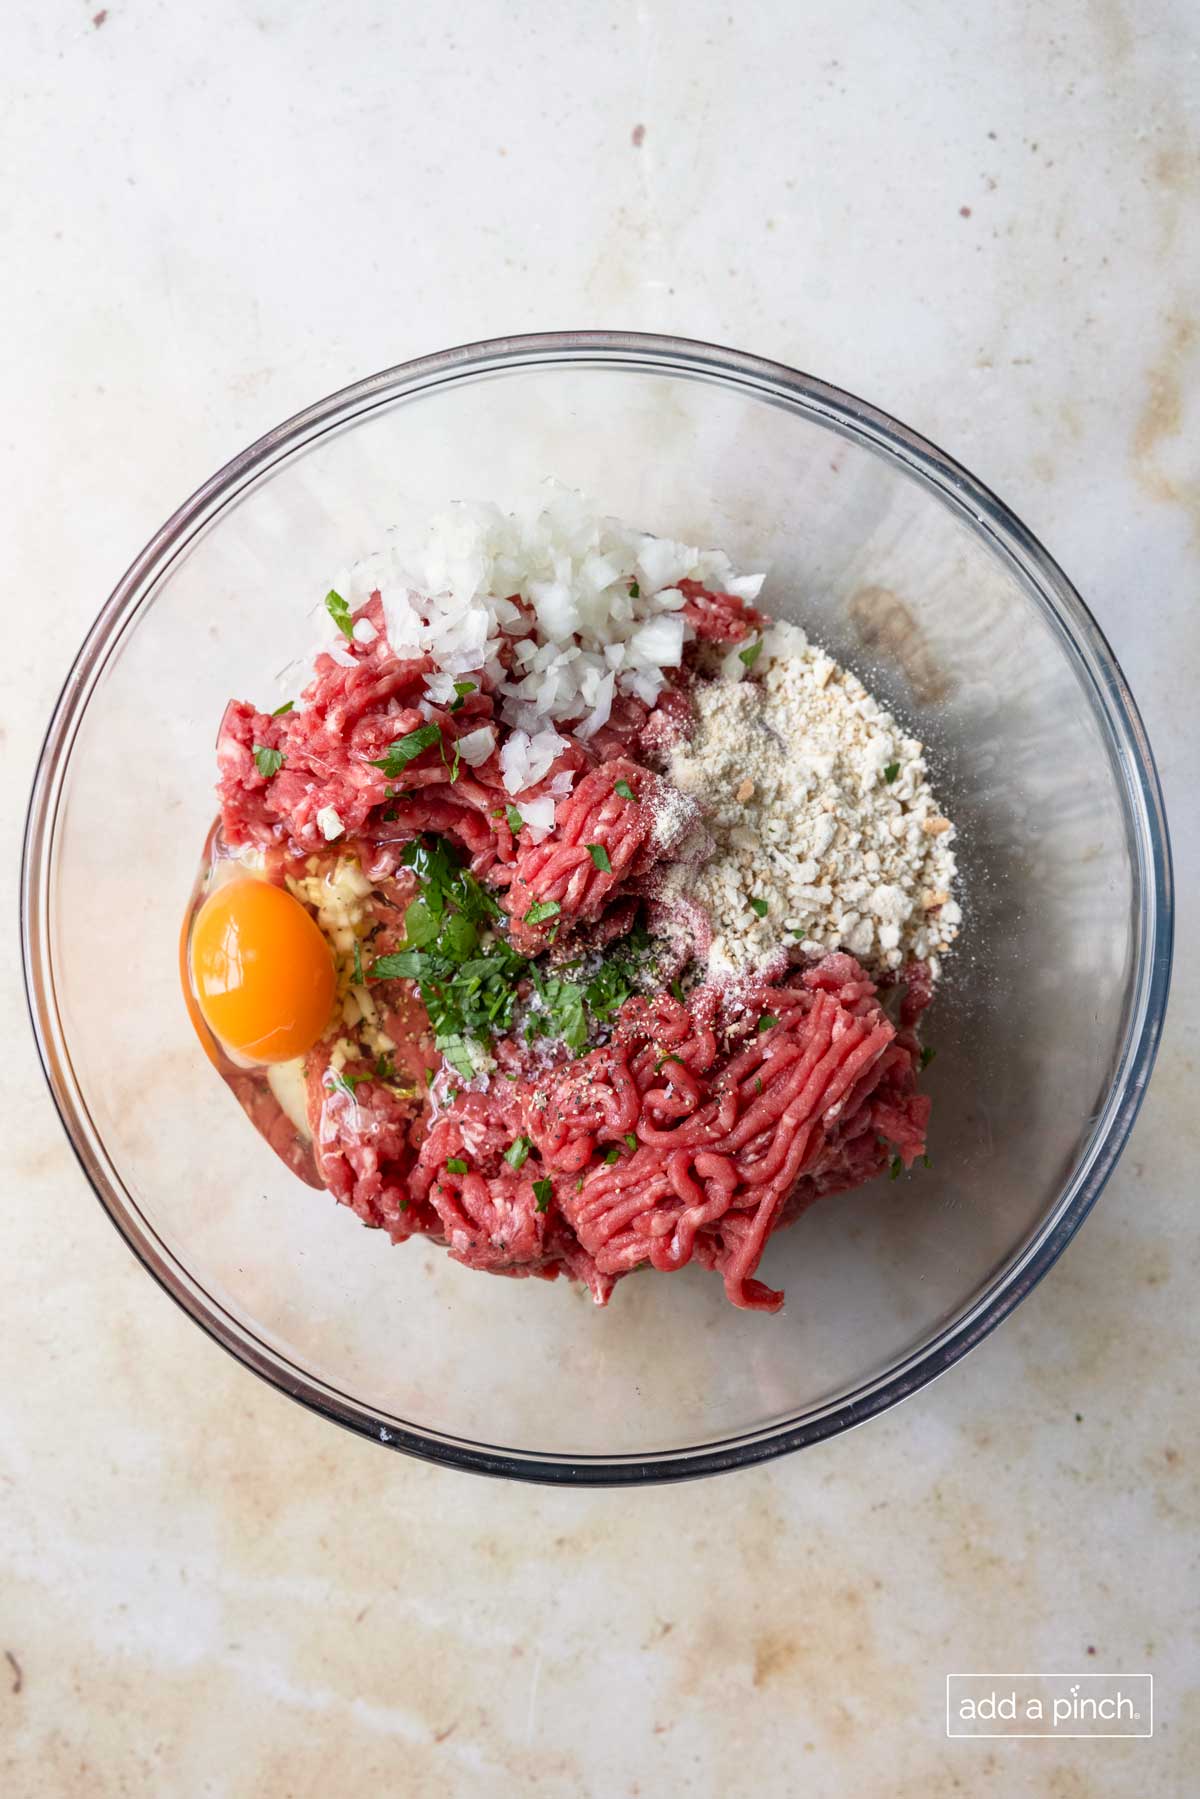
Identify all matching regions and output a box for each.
[22,333,1173,1484]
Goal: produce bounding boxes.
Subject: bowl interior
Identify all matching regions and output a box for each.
[31,346,1158,1471]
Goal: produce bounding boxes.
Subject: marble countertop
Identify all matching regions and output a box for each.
[3,2,1197,1792]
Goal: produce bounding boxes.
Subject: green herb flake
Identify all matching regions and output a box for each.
[325,588,354,640]
[505,804,524,835]
[754,1076,763,1094]
[757,1013,780,1032]
[629,580,640,598]
[624,1132,637,1151]
[524,899,562,926]
[374,1055,395,1080]
[654,1051,685,1073]
[505,1136,532,1171]
[368,950,428,981]
[889,1155,903,1180]
[270,700,294,717]
[922,1153,932,1169]
[738,637,763,670]
[532,1178,553,1213]
[750,897,769,918]
[440,1036,477,1082]
[919,1045,937,1070]
[614,779,635,801]
[325,1070,362,1101]
[670,978,686,1005]
[603,1146,620,1165]
[369,722,442,779]
[252,744,284,779]
[586,843,612,873]
[351,941,363,986]
[449,681,476,713]
[883,761,900,784]
[576,1175,584,1192]
[445,1158,468,1175]
[535,976,587,1052]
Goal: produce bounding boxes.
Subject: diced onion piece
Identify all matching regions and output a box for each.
[629,614,685,668]
[424,671,460,705]
[456,726,496,767]
[317,805,345,840]
[517,795,556,842]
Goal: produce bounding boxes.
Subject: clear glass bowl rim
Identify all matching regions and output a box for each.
[21,330,1175,1485]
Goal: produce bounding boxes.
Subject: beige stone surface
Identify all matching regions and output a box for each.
[3,2,1197,1793]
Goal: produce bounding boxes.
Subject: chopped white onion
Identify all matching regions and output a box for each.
[317,805,345,840]
[575,670,615,741]
[423,671,459,704]
[517,795,556,842]
[325,488,765,742]
[455,725,496,767]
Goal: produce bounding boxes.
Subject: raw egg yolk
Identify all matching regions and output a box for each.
[189,878,336,1064]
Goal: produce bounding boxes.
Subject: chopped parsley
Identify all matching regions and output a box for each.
[367,832,659,1073]
[603,1146,620,1164]
[526,970,587,1051]
[366,835,516,1078]
[351,941,363,985]
[524,899,561,926]
[505,1136,532,1170]
[919,1045,937,1070]
[654,1051,685,1072]
[757,1013,780,1032]
[629,580,640,598]
[270,700,294,717]
[532,1178,552,1212]
[670,978,685,1005]
[325,588,354,640]
[750,897,769,918]
[586,843,612,873]
[922,1153,932,1169]
[439,1035,477,1082]
[505,804,524,835]
[583,923,651,1023]
[889,1155,903,1180]
[445,1157,468,1175]
[738,637,763,669]
[325,1070,363,1100]
[369,722,442,779]
[883,761,900,783]
[449,681,476,712]
[374,1055,395,1079]
[253,744,284,779]
[614,779,635,801]
[754,1076,763,1094]
[624,1132,637,1151]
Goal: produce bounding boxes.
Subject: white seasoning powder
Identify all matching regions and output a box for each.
[664,620,959,980]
